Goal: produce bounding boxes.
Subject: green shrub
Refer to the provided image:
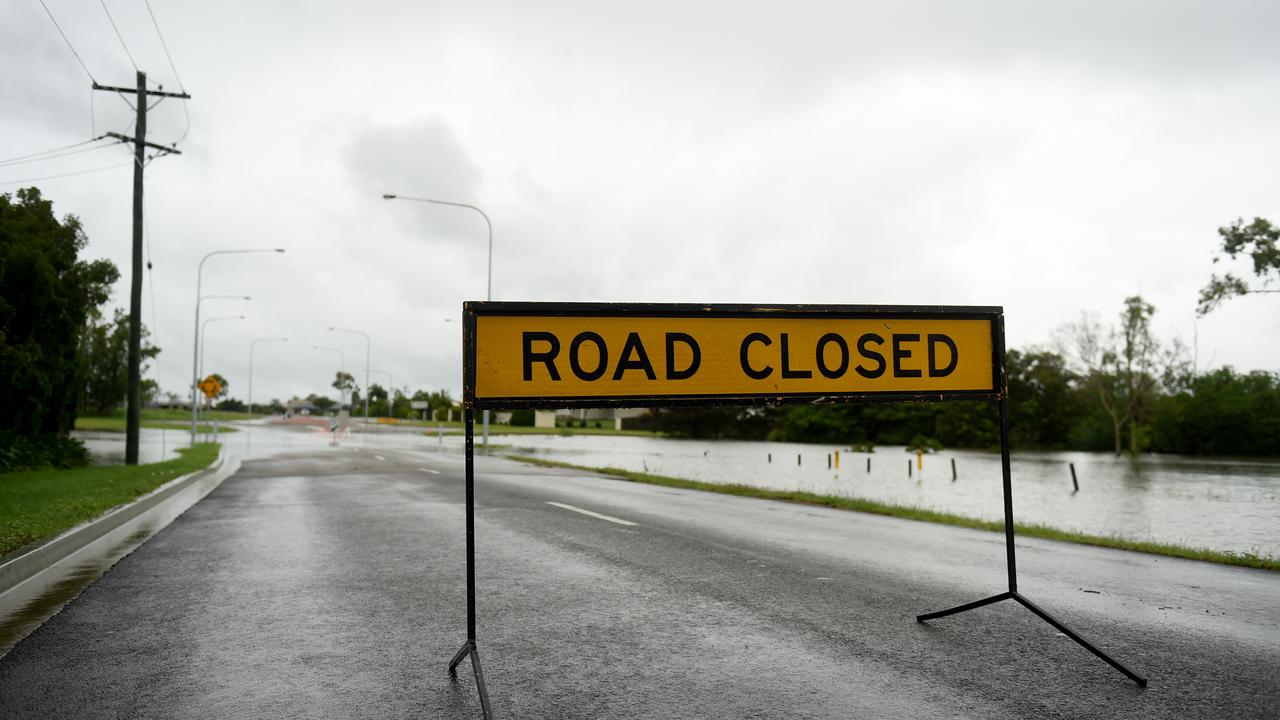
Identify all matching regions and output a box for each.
[509,409,535,427]
[0,432,91,472]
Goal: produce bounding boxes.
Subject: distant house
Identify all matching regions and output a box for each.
[285,398,318,417]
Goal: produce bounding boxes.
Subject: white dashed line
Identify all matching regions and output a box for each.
[417,468,440,474]
[545,502,638,526]
[374,454,386,462]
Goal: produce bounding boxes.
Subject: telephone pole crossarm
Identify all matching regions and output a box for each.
[104,132,182,155]
[92,82,191,100]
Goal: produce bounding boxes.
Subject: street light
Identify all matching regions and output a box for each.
[195,313,243,389]
[248,337,288,416]
[381,194,492,299]
[329,327,370,425]
[191,248,285,443]
[314,345,345,407]
[194,312,241,425]
[383,193,494,446]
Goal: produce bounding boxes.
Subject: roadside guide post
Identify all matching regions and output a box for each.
[450,302,1147,719]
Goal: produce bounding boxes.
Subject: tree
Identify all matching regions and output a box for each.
[332,371,356,407]
[305,393,336,413]
[1197,217,1280,315]
[0,188,118,437]
[80,307,159,414]
[412,388,456,420]
[1057,296,1162,456]
[1006,348,1088,449]
[216,398,246,412]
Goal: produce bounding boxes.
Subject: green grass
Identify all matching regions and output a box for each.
[507,455,1280,572]
[74,416,238,434]
[79,408,264,423]
[0,443,221,558]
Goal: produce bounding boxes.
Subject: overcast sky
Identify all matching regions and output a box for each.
[3,1,1278,404]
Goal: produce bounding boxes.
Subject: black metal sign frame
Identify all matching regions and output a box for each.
[448,302,1146,719]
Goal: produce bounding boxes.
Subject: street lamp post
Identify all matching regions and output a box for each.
[329,327,370,426]
[313,345,346,407]
[382,193,493,446]
[249,337,288,416]
[191,248,284,443]
[196,315,244,429]
[199,315,245,382]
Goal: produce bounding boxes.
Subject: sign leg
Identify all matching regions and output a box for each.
[449,409,493,717]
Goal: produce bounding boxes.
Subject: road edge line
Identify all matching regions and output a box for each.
[0,448,240,596]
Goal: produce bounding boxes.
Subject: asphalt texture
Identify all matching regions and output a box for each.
[2,438,1278,719]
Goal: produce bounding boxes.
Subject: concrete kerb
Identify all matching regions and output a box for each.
[0,447,241,596]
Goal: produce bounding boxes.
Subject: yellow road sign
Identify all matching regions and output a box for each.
[198,375,222,399]
[465,303,1002,407]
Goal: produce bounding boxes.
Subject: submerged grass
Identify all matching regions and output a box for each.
[507,454,1280,572]
[0,443,220,558]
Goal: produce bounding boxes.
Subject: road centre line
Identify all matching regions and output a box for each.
[417,468,440,474]
[545,501,638,527]
[374,454,386,462]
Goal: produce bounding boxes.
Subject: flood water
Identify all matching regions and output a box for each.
[76,424,1280,560]
[494,434,1280,560]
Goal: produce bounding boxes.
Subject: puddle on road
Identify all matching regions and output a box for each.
[0,525,157,656]
[0,468,225,658]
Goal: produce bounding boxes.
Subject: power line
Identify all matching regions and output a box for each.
[38,0,98,83]
[143,0,191,145]
[144,0,184,92]
[0,162,131,187]
[100,0,138,71]
[0,136,109,166]
[0,138,121,169]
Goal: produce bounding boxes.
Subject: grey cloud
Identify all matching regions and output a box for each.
[344,116,484,237]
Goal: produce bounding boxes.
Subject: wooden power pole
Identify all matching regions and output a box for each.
[94,71,190,464]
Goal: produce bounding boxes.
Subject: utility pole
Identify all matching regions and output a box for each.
[93,71,190,464]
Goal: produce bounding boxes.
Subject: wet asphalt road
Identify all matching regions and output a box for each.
[2,440,1278,719]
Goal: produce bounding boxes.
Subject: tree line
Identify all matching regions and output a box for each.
[0,189,146,470]
[649,296,1280,457]
[3,185,1276,468]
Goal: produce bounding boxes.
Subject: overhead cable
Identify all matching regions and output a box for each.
[100,0,139,71]
[38,0,98,83]
[0,162,131,187]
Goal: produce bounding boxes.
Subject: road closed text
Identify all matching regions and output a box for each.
[471,311,997,401]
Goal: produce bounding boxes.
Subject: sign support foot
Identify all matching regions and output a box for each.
[449,639,493,718]
[916,396,1146,687]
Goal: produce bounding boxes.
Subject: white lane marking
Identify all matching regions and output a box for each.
[417,468,440,474]
[374,454,387,462]
[545,501,638,527]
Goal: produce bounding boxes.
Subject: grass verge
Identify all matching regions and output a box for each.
[507,454,1280,572]
[75,416,238,434]
[0,443,220,558]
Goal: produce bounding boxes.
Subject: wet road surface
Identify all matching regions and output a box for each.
[2,440,1277,718]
